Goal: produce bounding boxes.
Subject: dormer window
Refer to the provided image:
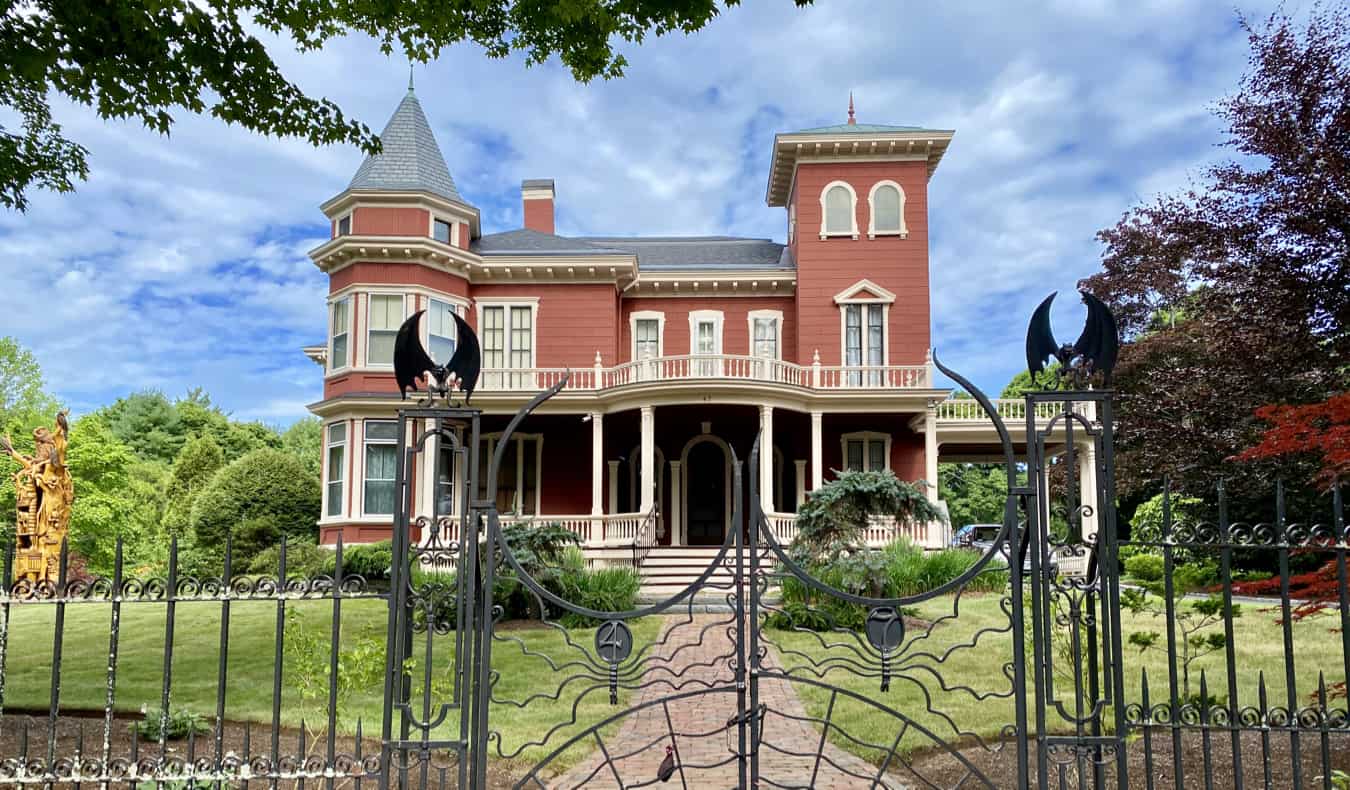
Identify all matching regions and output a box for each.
[819,181,858,239]
[337,214,351,236]
[868,181,907,238]
[433,218,452,244]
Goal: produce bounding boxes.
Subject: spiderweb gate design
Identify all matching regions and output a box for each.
[2,362,1346,789]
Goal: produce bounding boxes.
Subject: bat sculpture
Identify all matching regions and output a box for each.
[393,310,481,405]
[1025,291,1120,388]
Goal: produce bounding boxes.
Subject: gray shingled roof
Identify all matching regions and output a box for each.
[348,90,464,204]
[472,228,630,255]
[581,237,791,270]
[472,231,793,270]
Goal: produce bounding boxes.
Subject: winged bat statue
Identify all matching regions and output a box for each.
[1025,290,1120,389]
[393,309,481,405]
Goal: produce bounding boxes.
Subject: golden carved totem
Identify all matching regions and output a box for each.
[2,411,73,582]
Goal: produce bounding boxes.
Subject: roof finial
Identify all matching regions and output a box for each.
[408,64,415,93]
[847,92,856,125]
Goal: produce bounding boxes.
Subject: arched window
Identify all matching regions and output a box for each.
[868,181,907,238]
[819,181,858,239]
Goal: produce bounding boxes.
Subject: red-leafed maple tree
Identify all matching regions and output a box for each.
[1235,393,1350,490]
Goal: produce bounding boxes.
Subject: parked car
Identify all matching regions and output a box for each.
[951,523,1002,551]
[952,523,1042,574]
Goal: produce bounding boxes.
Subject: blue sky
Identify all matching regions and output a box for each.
[0,0,1271,424]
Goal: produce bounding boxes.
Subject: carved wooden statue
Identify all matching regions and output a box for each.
[2,410,73,583]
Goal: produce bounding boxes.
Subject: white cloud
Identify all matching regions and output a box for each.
[0,0,1279,419]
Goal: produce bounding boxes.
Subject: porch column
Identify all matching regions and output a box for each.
[794,460,807,508]
[590,412,604,517]
[607,460,620,515]
[759,405,774,511]
[640,406,655,512]
[924,400,940,504]
[1078,441,1099,542]
[810,411,824,490]
[669,460,683,546]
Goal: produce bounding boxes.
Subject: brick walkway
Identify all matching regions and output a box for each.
[548,614,911,789]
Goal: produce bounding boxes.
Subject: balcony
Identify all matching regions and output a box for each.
[475,354,932,393]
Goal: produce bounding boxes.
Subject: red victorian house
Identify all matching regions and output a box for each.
[304,87,1024,580]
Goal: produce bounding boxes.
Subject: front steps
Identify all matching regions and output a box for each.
[634,546,779,603]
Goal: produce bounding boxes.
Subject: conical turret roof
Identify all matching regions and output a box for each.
[347,87,464,204]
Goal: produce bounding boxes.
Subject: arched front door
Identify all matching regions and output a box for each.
[685,440,727,546]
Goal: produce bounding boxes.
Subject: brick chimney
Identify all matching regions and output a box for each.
[522,179,555,234]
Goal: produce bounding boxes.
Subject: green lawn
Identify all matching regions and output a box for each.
[767,590,1345,762]
[0,597,659,774]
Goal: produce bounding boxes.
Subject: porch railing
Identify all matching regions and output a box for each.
[935,397,1094,422]
[429,512,645,546]
[764,512,942,549]
[473,355,931,393]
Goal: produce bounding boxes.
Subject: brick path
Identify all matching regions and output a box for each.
[548,614,911,789]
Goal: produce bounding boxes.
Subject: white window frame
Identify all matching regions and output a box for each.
[834,279,896,372]
[425,297,459,365]
[323,421,347,519]
[479,432,544,515]
[360,419,400,517]
[629,310,666,360]
[819,180,859,240]
[475,298,539,368]
[365,292,405,368]
[788,202,796,244]
[867,180,908,239]
[328,296,351,373]
[688,309,724,377]
[840,431,892,472]
[337,213,352,236]
[746,309,783,360]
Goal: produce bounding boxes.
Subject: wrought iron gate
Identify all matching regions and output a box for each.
[1,365,1346,788]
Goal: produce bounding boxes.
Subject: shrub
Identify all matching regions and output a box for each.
[189,448,321,560]
[132,707,210,741]
[328,540,393,581]
[246,539,328,578]
[554,563,641,628]
[792,470,944,564]
[1124,553,1166,583]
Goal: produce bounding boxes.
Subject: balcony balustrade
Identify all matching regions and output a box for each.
[474,354,931,393]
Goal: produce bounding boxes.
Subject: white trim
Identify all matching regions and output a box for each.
[522,188,555,201]
[430,215,454,245]
[840,431,892,472]
[839,302,892,371]
[833,279,897,304]
[678,434,733,546]
[364,292,406,368]
[867,180,909,239]
[475,298,540,372]
[688,309,724,355]
[746,309,784,360]
[788,202,796,244]
[328,295,352,373]
[322,421,347,519]
[358,418,400,518]
[629,310,666,360]
[819,180,859,239]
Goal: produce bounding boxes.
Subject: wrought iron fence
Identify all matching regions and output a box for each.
[0,368,1347,789]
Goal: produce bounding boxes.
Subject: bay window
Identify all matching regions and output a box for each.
[363,421,399,516]
[367,294,404,366]
[329,297,350,372]
[325,422,346,517]
[427,298,458,364]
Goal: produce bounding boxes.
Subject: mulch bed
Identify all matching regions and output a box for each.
[901,728,1350,789]
[0,712,517,789]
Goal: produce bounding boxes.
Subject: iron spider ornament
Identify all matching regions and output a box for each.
[1024,290,1120,389]
[392,310,482,406]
